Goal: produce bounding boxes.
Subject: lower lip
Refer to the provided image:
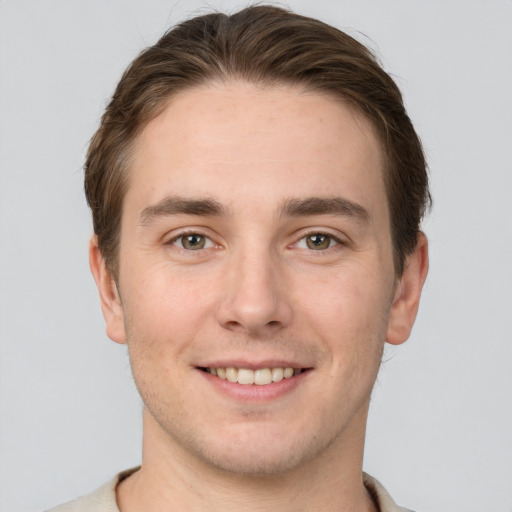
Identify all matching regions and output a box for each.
[197,369,310,402]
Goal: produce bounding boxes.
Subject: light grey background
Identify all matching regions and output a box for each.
[1,1,511,511]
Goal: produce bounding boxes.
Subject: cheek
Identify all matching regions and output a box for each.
[119,262,220,353]
[298,265,391,383]
[302,266,390,330]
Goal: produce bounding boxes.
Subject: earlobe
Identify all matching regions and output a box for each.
[89,236,127,344]
[386,232,429,345]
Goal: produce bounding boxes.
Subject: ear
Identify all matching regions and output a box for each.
[386,232,429,345]
[89,235,127,344]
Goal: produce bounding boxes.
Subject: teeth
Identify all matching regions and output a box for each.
[254,368,272,385]
[237,368,255,385]
[283,367,294,378]
[272,367,284,382]
[226,367,237,383]
[207,366,302,385]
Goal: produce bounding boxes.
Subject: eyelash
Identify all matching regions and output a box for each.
[167,231,216,251]
[166,230,344,253]
[293,231,344,251]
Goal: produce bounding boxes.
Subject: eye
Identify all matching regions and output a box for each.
[171,233,214,250]
[297,233,339,250]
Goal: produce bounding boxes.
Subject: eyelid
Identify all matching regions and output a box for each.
[162,226,348,251]
[291,229,347,250]
[173,234,214,249]
[164,228,219,250]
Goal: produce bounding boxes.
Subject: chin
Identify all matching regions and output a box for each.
[174,420,336,478]
[197,442,312,477]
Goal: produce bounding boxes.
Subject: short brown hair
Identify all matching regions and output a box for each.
[85,4,430,278]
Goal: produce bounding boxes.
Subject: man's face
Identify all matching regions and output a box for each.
[96,82,420,475]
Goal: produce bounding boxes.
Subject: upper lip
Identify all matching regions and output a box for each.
[196,359,311,370]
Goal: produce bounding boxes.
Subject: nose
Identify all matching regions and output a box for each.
[216,247,293,335]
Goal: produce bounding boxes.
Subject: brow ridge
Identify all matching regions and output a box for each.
[139,195,369,225]
[140,196,228,224]
[281,196,369,221]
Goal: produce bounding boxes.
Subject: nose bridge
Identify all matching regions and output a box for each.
[217,239,292,333]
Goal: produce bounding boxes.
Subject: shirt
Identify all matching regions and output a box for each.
[46,468,414,512]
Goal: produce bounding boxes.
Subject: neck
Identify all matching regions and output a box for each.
[117,409,377,512]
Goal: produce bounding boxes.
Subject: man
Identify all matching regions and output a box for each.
[50,5,429,511]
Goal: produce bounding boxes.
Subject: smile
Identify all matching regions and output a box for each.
[200,367,306,386]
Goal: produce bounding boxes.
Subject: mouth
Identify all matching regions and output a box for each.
[198,366,308,386]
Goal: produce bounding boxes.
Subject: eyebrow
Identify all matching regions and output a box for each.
[139,196,229,224]
[139,195,370,225]
[281,197,370,222]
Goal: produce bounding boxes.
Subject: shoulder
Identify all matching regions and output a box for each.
[363,473,415,512]
[45,468,139,512]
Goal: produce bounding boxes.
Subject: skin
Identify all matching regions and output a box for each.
[90,82,428,512]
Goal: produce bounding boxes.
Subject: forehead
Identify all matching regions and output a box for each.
[127,82,387,220]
